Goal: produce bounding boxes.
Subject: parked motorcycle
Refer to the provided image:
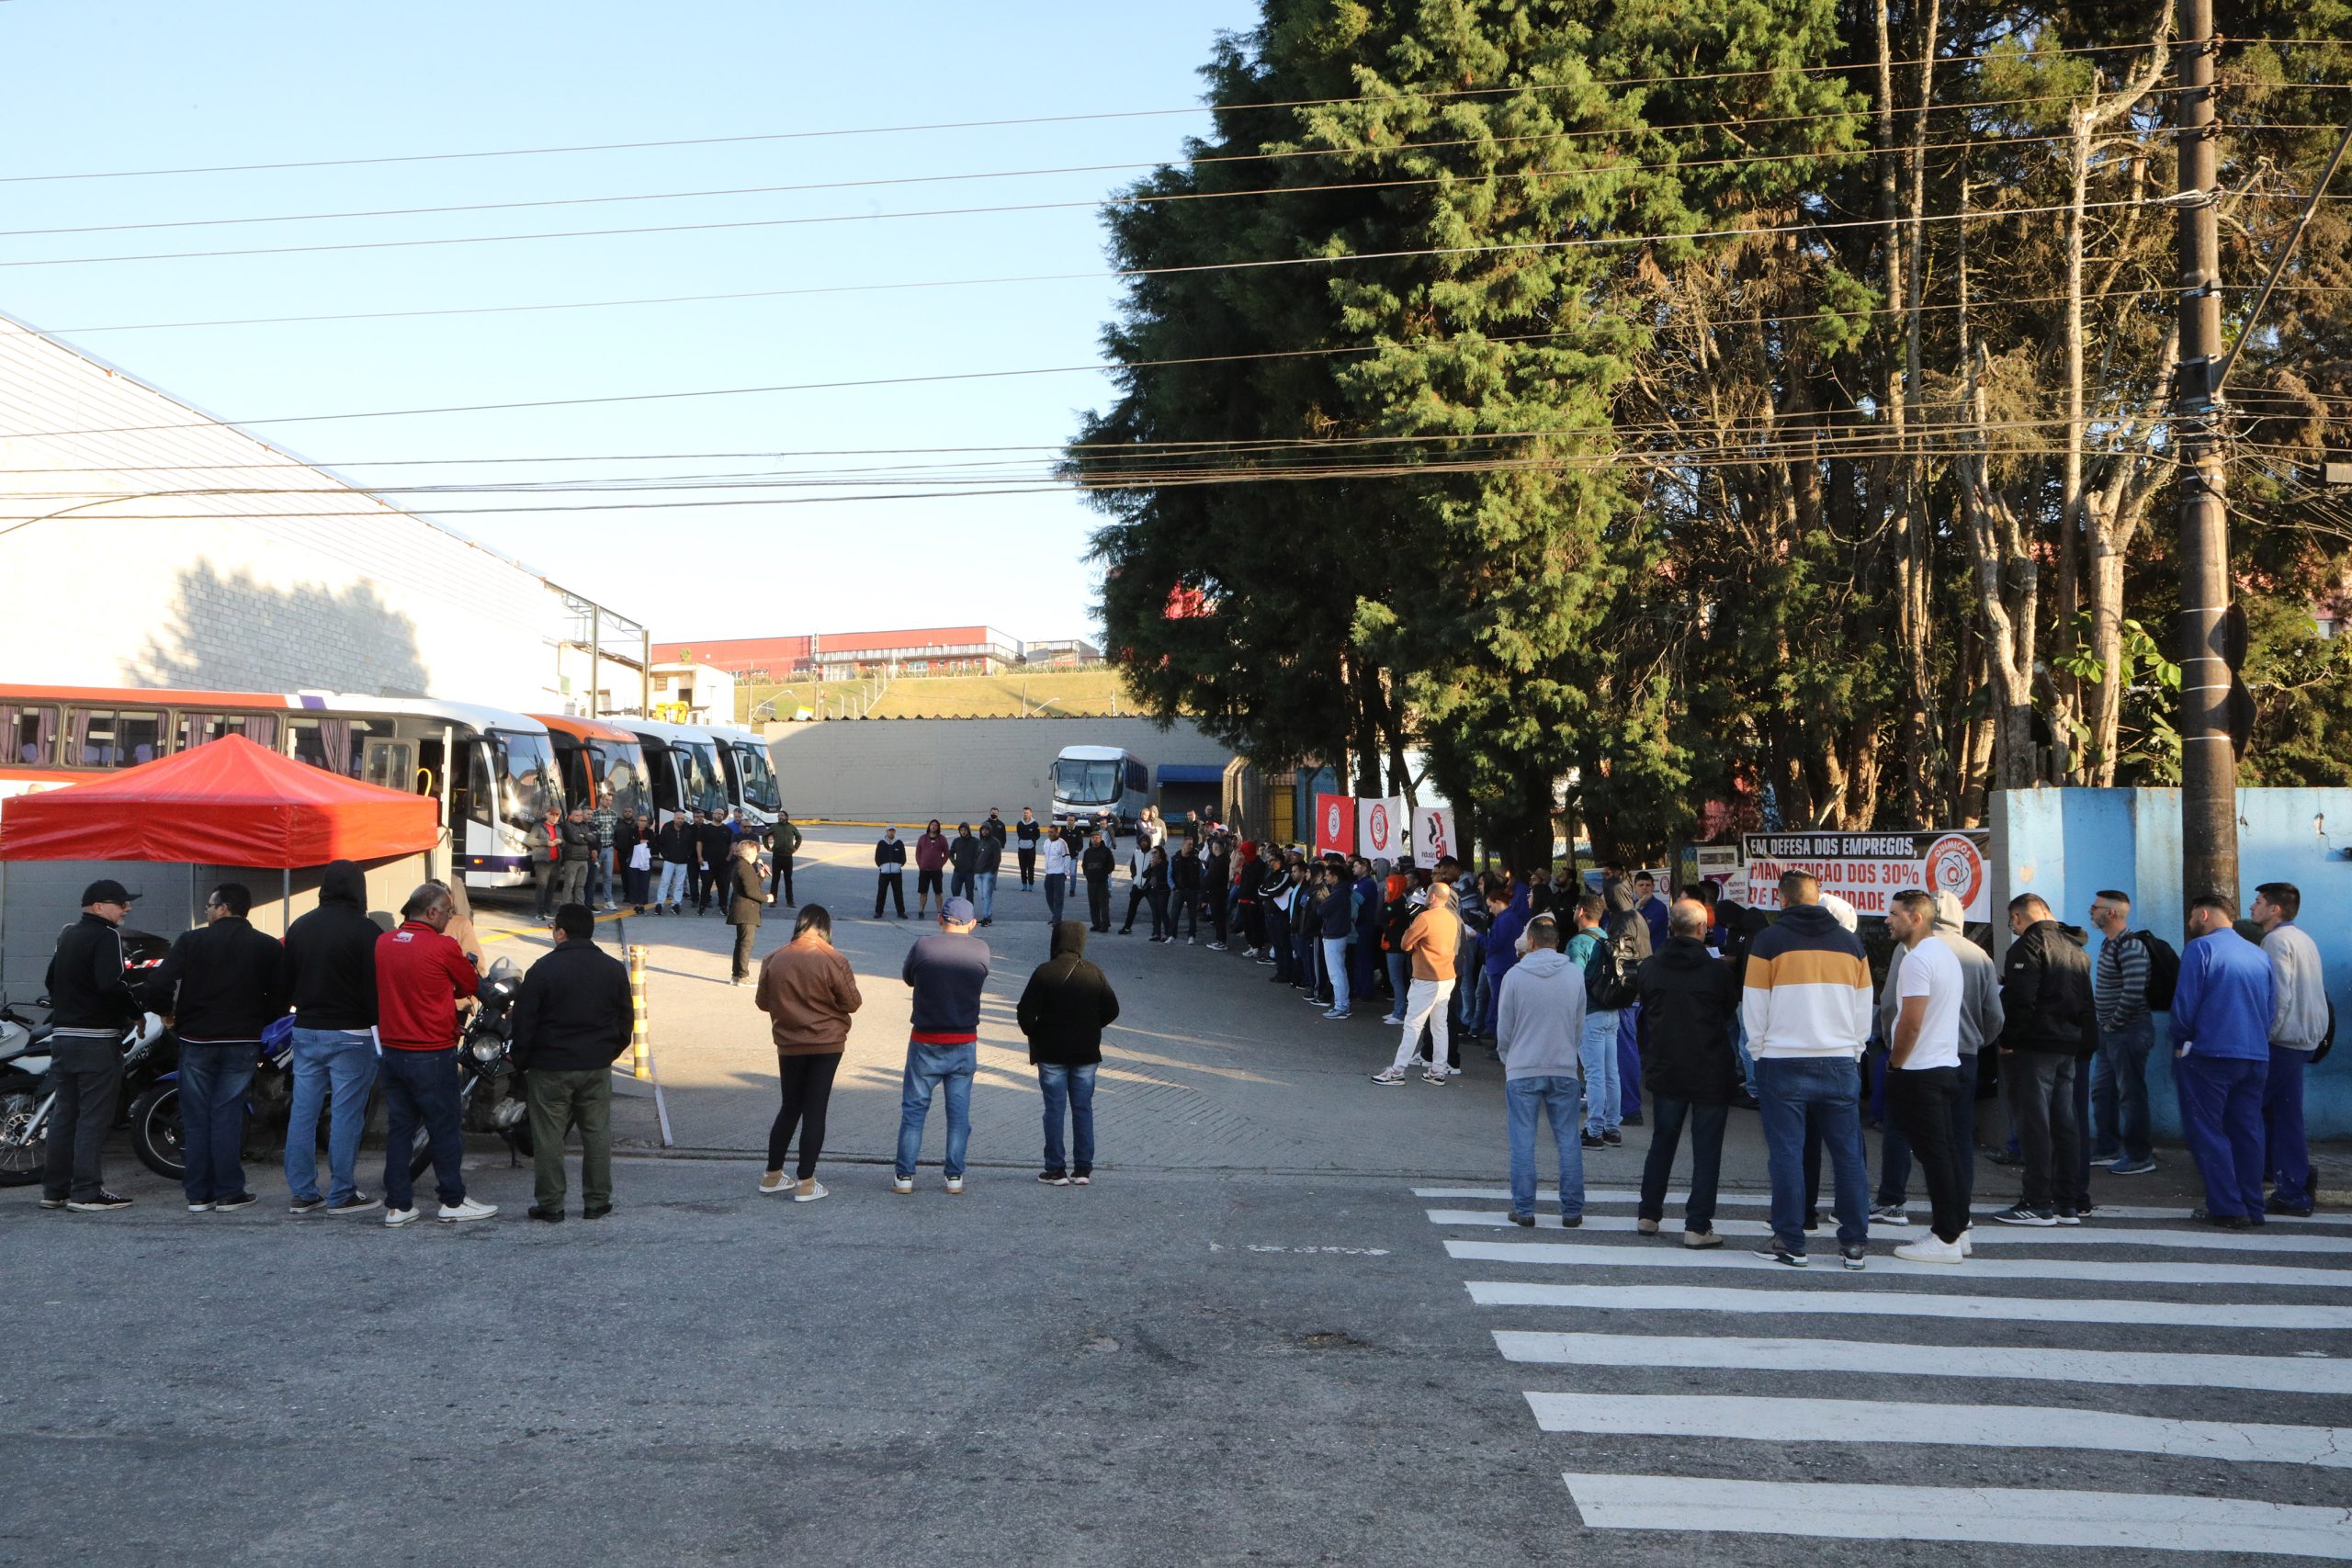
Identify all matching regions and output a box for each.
[409,956,533,1179]
[126,1020,302,1182]
[0,931,175,1185]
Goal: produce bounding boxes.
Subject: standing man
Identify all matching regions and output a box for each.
[1743,870,1873,1269]
[1041,825,1073,925]
[654,811,694,915]
[695,809,735,916]
[513,903,634,1223]
[1884,890,1970,1264]
[724,838,767,986]
[973,824,1003,927]
[280,861,386,1216]
[530,804,563,919]
[1374,883,1460,1084]
[142,882,286,1213]
[895,897,990,1195]
[768,808,802,908]
[2087,890,2159,1177]
[1017,920,1121,1185]
[1633,899,1740,1248]
[1170,839,1204,943]
[554,806,596,911]
[981,807,1010,862]
[1204,834,1233,953]
[2254,882,2327,1218]
[1477,880,1530,1043]
[948,822,981,906]
[376,884,496,1227]
[39,880,146,1213]
[2171,892,2275,1229]
[1634,872,1670,953]
[1567,895,1625,1149]
[1316,862,1354,1021]
[914,818,950,919]
[680,809,710,913]
[1015,807,1043,890]
[1605,880,1654,1128]
[1497,913,1587,1228]
[590,786,620,911]
[873,825,909,919]
[1991,894,2095,1227]
[1872,888,2004,1224]
[1081,827,1115,933]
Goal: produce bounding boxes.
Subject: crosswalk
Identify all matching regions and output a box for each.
[1415,1184,2352,1559]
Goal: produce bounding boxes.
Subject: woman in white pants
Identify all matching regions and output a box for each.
[1374,885,1461,1084]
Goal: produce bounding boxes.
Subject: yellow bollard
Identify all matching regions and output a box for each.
[627,943,652,1082]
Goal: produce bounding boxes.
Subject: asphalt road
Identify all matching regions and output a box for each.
[4,827,2347,1565]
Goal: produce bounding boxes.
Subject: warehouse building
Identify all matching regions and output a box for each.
[654,626,1053,679]
[0,312,644,716]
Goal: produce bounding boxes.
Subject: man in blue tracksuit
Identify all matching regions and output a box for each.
[1478,881,1530,1041]
[2169,891,2275,1228]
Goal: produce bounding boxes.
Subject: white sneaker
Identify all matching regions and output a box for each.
[384,1206,421,1227]
[890,1176,915,1195]
[944,1176,967,1196]
[438,1198,498,1223]
[793,1179,829,1203]
[758,1171,791,1195]
[1894,1233,1966,1264]
[1960,1224,1974,1256]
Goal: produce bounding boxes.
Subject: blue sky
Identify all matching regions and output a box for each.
[0,1,1264,646]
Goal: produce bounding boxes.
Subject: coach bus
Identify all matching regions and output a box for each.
[534,714,651,821]
[0,683,560,891]
[611,717,780,833]
[1049,744,1151,838]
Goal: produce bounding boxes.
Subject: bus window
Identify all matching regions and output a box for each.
[175,711,280,751]
[1,704,58,766]
[362,739,415,792]
[675,740,724,815]
[493,730,561,828]
[464,741,496,827]
[71,708,162,768]
[587,740,649,817]
[732,742,780,813]
[1126,760,1148,793]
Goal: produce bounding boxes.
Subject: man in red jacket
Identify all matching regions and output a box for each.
[376,883,495,1227]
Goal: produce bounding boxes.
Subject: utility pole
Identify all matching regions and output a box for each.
[2174,0,2236,908]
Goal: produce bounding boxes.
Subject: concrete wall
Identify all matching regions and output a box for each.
[764,716,1237,823]
[1991,786,2352,1139]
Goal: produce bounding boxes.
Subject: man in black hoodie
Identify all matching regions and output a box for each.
[1634,899,1742,1244]
[278,861,384,1215]
[143,882,288,1213]
[514,904,635,1221]
[695,811,735,916]
[1992,893,2096,1226]
[948,823,982,905]
[40,878,147,1212]
[1080,829,1116,932]
[653,813,695,914]
[1016,921,1122,1184]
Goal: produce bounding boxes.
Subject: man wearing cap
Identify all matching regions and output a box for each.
[40,880,149,1212]
[894,896,990,1195]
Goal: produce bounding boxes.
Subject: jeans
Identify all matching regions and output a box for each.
[1390,977,1454,1071]
[1617,1006,1644,1119]
[175,1042,258,1204]
[656,860,688,908]
[1385,953,1410,1020]
[2090,1017,2155,1165]
[1322,937,1352,1013]
[2000,1051,2079,1213]
[975,871,998,922]
[380,1047,466,1213]
[1038,1062,1097,1175]
[1638,1094,1728,1235]
[875,872,906,918]
[1295,931,1318,993]
[593,845,616,907]
[40,1048,122,1202]
[286,1028,378,1204]
[1877,1053,1979,1214]
[1507,1075,1586,1220]
[2264,1043,2312,1210]
[1887,1066,1966,1243]
[2175,1050,2267,1219]
[895,1041,976,1179]
[1579,1010,1622,1135]
[1755,1055,1870,1251]
[769,1051,842,1179]
[950,869,976,903]
[527,1067,612,1210]
[1479,968,1510,1039]
[1044,874,1068,924]
[1086,877,1111,931]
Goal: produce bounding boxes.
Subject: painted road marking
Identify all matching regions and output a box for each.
[1426,1208,2352,1255]
[1561,1474,2352,1557]
[1447,1237,2352,1290]
[1465,1280,2352,1329]
[1412,1186,2352,1227]
[1495,1330,2352,1394]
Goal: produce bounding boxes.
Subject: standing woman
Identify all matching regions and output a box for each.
[1142,845,1173,943]
[1041,824,1073,926]
[724,838,767,987]
[753,904,863,1201]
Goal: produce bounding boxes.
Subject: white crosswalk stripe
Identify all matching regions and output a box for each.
[1416,1184,2352,1557]
[1412,1185,2352,1225]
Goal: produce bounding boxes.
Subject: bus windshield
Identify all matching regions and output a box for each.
[1054,758,1122,805]
[587,739,650,818]
[492,730,562,829]
[675,740,725,814]
[732,742,780,811]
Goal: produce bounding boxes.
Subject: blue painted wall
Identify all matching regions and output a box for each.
[1992,787,2352,1140]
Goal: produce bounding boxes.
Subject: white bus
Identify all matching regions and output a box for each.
[1050,744,1152,838]
[615,717,779,833]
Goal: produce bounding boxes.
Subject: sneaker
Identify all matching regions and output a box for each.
[1683,1230,1722,1249]
[1206,942,1227,953]
[1510,1211,1535,1227]
[288,1196,327,1216]
[2191,1207,2253,1230]
[758,1171,792,1195]
[187,1200,216,1213]
[526,1204,564,1224]
[1601,1129,1623,1146]
[1580,1132,1605,1149]
[2109,1158,2157,1177]
[384,1206,421,1227]
[65,1191,132,1213]
[1990,1147,2025,1168]
[1894,1233,1965,1264]
[1839,1245,1868,1270]
[792,1179,829,1203]
[2266,1193,2316,1218]
[1621,1111,1644,1127]
[1071,1172,1091,1186]
[1421,1069,1449,1085]
[327,1193,380,1216]
[438,1197,498,1223]
[1637,1216,1660,1235]
[1038,1170,1071,1186]
[1754,1245,1807,1268]
[2091,1151,2125,1168]
[39,1195,67,1210]
[213,1191,258,1213]
[944,1176,966,1196]
[2054,1208,2083,1225]
[891,1176,915,1195]
[1869,1203,1908,1224]
[1370,1068,1408,1086]
[1993,1203,2056,1227]
[1323,1010,1351,1021]
[1959,1225,1974,1256]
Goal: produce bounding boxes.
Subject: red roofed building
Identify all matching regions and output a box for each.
[650,626,1025,680]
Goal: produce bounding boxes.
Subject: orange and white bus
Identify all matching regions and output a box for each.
[533,714,651,821]
[0,683,561,890]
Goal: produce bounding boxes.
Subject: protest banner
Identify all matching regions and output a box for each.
[1356,796,1404,861]
[1742,830,1990,920]
[1411,805,1458,865]
[1314,792,1357,855]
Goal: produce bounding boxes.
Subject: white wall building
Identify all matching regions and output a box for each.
[0,312,640,715]
[650,661,735,725]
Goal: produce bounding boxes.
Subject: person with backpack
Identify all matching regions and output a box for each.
[1565,894,1629,1148]
[1603,879,1654,1127]
[2087,890,2162,1177]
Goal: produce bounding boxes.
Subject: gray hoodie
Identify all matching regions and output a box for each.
[1496,946,1586,1081]
[1878,889,2006,1055]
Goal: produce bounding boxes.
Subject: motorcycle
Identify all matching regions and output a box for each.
[0,931,175,1186]
[410,956,534,1179]
[126,1018,304,1182]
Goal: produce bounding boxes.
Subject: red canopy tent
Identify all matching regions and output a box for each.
[0,734,438,866]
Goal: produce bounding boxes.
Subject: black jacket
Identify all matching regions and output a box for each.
[949,833,981,874]
[46,912,144,1032]
[1080,841,1115,882]
[1016,922,1122,1066]
[277,861,380,1030]
[510,938,634,1071]
[1171,852,1202,892]
[146,916,288,1042]
[977,834,1003,874]
[875,836,908,870]
[2000,919,2095,1054]
[1634,935,1743,1104]
[724,856,766,927]
[696,822,733,869]
[655,821,695,863]
[559,818,597,863]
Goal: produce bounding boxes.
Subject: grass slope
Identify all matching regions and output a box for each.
[740,669,1129,721]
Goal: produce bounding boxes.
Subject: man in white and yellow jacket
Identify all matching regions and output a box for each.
[1742,872,1874,1269]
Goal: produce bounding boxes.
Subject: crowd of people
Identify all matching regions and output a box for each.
[529,794,802,922]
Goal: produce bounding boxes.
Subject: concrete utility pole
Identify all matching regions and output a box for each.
[2174,0,2236,906]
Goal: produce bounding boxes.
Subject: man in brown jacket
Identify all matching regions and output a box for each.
[754,904,863,1201]
[1374,884,1462,1084]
